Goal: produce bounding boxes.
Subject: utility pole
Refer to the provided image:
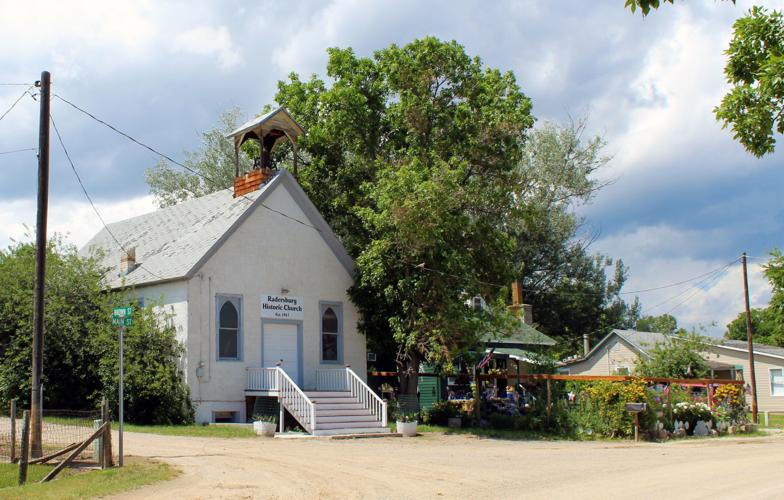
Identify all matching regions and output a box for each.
[30,71,50,458]
[742,252,759,424]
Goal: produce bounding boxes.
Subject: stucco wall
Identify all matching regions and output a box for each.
[706,346,784,413]
[134,281,189,376]
[186,182,365,423]
[564,336,640,376]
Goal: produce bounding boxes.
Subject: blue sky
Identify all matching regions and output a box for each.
[1,0,781,335]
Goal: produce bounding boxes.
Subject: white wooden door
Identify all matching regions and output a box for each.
[263,322,299,384]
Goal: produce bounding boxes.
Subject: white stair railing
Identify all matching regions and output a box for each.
[246,367,279,391]
[345,367,387,428]
[276,367,316,433]
[316,368,348,391]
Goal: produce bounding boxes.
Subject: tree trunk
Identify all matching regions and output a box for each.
[397,349,420,397]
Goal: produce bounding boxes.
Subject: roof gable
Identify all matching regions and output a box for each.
[81,170,354,289]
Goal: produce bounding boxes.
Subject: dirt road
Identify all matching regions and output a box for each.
[113,431,784,499]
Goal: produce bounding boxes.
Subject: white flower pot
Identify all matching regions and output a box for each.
[397,420,418,437]
[254,421,277,437]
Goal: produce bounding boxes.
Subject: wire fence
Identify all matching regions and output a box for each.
[0,404,103,463]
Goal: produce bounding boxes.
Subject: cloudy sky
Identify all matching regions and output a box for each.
[1,0,781,336]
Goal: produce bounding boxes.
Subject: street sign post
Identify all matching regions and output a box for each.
[111,306,132,467]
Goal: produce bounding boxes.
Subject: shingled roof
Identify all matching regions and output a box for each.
[80,170,354,289]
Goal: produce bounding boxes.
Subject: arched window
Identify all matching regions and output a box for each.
[217,295,242,360]
[320,304,342,363]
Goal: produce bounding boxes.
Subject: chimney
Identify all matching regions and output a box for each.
[120,247,137,275]
[511,280,523,306]
[522,304,533,326]
[583,334,590,356]
[508,280,534,325]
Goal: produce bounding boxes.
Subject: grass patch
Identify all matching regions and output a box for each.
[0,457,176,499]
[395,423,562,441]
[121,423,255,438]
[757,413,784,428]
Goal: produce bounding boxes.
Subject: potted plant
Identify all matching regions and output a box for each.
[253,414,277,437]
[390,399,419,437]
[397,412,419,437]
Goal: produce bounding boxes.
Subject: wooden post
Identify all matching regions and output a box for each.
[473,367,481,424]
[741,253,759,424]
[30,70,52,460]
[101,398,113,468]
[634,412,640,442]
[9,400,16,463]
[18,410,30,486]
[546,379,552,424]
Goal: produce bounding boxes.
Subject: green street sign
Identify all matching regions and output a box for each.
[112,306,133,327]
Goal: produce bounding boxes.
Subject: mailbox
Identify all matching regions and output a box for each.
[625,402,647,413]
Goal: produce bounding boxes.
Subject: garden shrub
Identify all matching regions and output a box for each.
[568,378,655,438]
[713,384,747,426]
[423,401,463,425]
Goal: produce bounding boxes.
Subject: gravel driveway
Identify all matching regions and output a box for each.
[111,430,784,499]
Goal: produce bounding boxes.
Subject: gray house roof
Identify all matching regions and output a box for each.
[81,170,354,289]
[563,329,784,366]
[718,339,784,360]
[562,329,668,366]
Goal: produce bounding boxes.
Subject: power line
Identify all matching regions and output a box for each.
[53,93,321,232]
[641,259,737,315]
[658,264,732,317]
[0,86,34,123]
[0,83,33,86]
[0,147,37,156]
[417,257,742,299]
[50,113,168,282]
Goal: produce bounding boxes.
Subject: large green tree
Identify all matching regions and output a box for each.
[278,38,535,393]
[725,249,784,346]
[0,238,194,424]
[511,120,640,355]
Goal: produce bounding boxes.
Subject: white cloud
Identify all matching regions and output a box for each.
[594,224,772,337]
[172,25,243,71]
[0,195,157,250]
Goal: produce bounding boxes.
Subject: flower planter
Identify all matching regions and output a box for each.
[397,420,418,437]
[254,421,277,437]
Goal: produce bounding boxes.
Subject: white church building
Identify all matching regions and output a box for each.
[82,108,388,435]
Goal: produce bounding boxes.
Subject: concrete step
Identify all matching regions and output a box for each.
[316,421,384,430]
[318,415,379,423]
[315,408,372,417]
[312,427,393,437]
[315,403,365,410]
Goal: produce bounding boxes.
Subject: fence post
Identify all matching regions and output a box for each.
[101,398,113,468]
[18,410,30,486]
[546,379,553,424]
[9,400,16,463]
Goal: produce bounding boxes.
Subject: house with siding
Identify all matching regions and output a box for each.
[560,329,784,413]
[82,108,389,435]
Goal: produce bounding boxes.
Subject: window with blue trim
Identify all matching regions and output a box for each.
[320,303,342,363]
[217,295,242,360]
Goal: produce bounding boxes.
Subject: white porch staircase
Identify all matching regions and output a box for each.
[306,391,391,436]
[247,366,390,436]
